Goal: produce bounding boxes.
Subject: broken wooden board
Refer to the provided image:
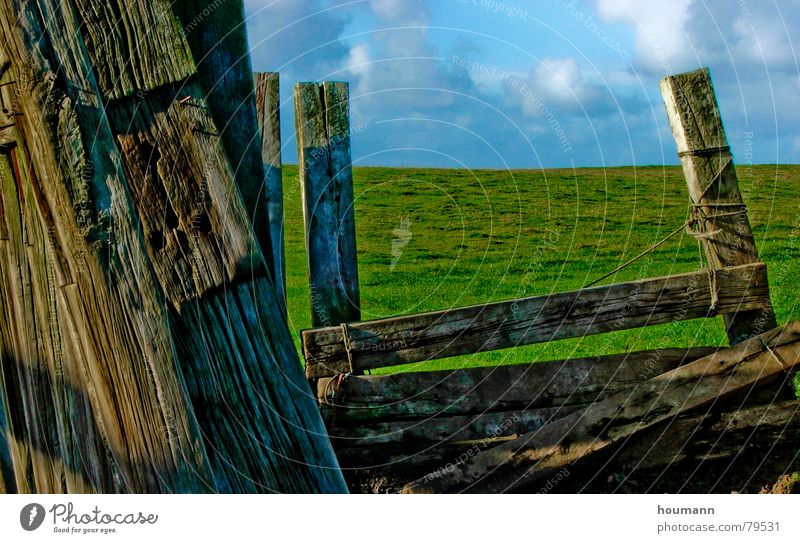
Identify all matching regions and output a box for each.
[403,321,800,493]
[304,263,771,378]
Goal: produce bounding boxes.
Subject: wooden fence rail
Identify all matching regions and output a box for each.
[303,262,771,378]
[404,321,800,493]
[316,347,718,425]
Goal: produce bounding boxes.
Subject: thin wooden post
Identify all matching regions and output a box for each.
[661,68,777,344]
[294,82,361,332]
[255,72,286,313]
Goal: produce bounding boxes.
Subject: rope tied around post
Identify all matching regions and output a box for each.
[583,149,742,291]
[322,372,351,429]
[705,268,719,315]
[583,202,736,313]
[340,322,357,373]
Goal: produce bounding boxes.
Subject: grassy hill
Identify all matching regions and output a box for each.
[281,163,800,390]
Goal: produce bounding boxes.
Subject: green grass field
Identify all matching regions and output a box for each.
[281,164,800,390]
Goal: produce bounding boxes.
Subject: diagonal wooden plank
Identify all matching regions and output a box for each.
[403,321,800,493]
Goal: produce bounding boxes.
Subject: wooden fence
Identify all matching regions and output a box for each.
[278,68,798,493]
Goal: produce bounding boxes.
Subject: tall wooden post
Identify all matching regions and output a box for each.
[256,72,287,313]
[0,0,346,493]
[294,82,361,332]
[661,68,777,344]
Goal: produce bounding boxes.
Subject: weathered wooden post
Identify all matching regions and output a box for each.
[0,0,346,493]
[172,0,278,284]
[661,68,777,344]
[256,72,287,312]
[294,82,361,334]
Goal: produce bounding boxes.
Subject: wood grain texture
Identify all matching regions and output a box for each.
[171,0,277,279]
[329,407,579,449]
[661,68,777,343]
[613,398,799,475]
[71,0,195,99]
[404,321,800,493]
[79,0,346,494]
[317,348,718,424]
[0,0,212,493]
[335,388,797,493]
[0,0,347,493]
[322,348,715,483]
[256,72,286,312]
[295,82,361,329]
[304,263,772,378]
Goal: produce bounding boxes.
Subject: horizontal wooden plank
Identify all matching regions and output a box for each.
[304,263,771,378]
[318,347,718,425]
[403,321,800,493]
[329,406,580,450]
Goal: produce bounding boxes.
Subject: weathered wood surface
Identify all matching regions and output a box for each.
[337,392,798,493]
[404,321,800,493]
[0,0,210,493]
[661,68,776,344]
[0,0,346,493]
[614,398,799,475]
[329,407,576,449]
[318,347,718,424]
[323,349,715,473]
[172,0,276,278]
[256,72,286,312]
[304,263,771,378]
[295,82,361,328]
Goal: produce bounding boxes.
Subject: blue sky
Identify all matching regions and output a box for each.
[245,0,800,169]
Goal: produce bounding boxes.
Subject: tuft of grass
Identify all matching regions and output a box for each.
[281,164,800,391]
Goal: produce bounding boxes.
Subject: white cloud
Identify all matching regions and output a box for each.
[595,0,695,74]
[346,43,372,79]
[245,0,352,79]
[531,57,595,104]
